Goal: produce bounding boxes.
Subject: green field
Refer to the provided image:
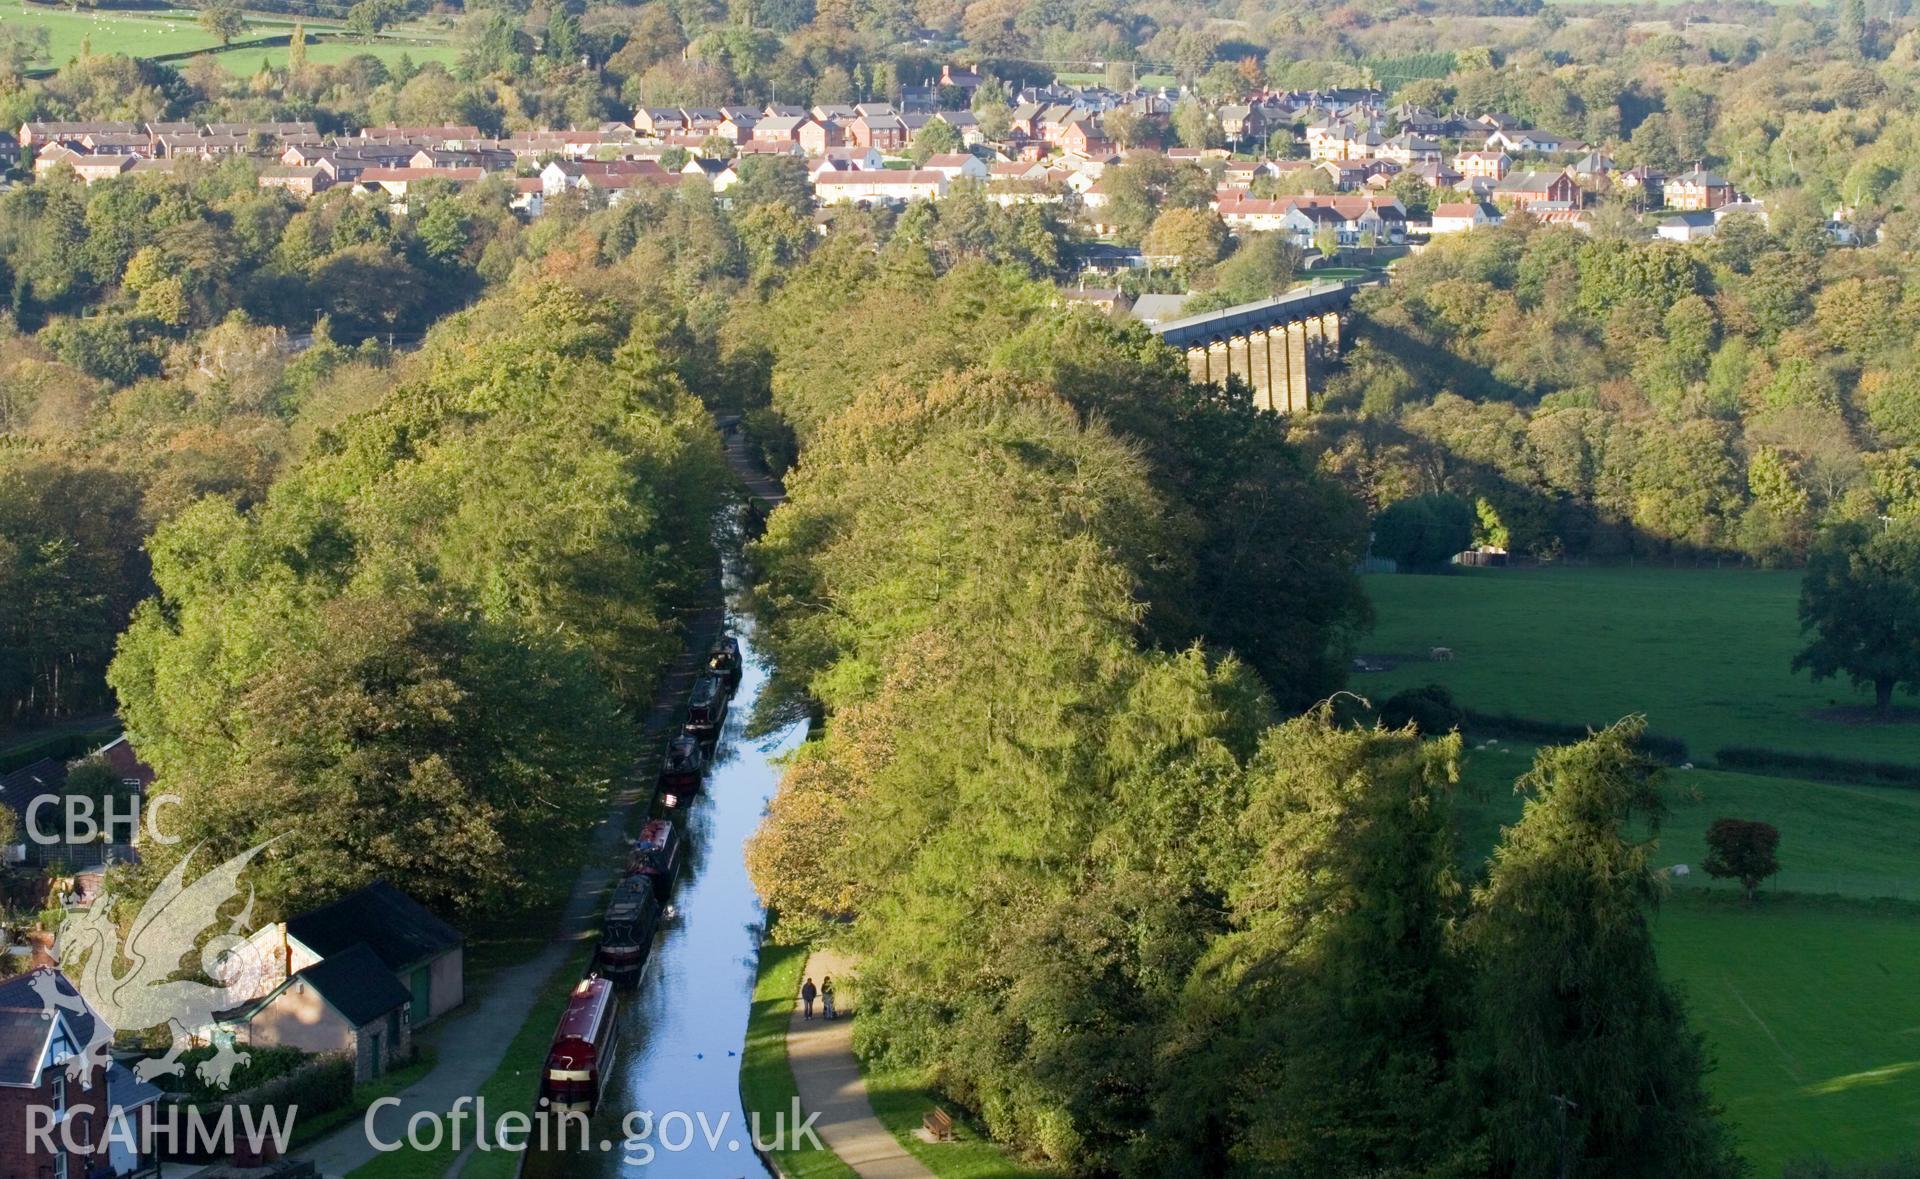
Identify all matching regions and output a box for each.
[1454,746,1920,1174]
[1454,746,1920,902]
[1655,897,1920,1175]
[0,4,450,73]
[1359,565,1917,763]
[0,5,229,65]
[1403,565,1920,1173]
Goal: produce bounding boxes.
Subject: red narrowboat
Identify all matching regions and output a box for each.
[658,731,706,808]
[541,976,618,1114]
[626,819,682,900]
[598,877,662,981]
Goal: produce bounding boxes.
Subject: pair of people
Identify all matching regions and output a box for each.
[799,975,838,1020]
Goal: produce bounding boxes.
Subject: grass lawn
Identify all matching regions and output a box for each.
[1358,565,1917,765]
[864,1061,1053,1179]
[1453,745,1920,902]
[1450,743,1920,1172]
[740,941,859,1179]
[1654,895,1920,1175]
[1,5,224,65]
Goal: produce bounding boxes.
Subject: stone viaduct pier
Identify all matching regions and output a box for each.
[1150,281,1355,413]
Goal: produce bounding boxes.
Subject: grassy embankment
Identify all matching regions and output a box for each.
[1364,564,1920,1174]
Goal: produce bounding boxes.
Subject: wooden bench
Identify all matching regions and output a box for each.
[923,1107,954,1142]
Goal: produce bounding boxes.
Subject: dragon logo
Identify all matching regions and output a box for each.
[38,842,275,1090]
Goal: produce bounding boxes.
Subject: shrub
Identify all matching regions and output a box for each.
[1462,710,1690,765]
[1714,746,1920,788]
[1380,683,1466,734]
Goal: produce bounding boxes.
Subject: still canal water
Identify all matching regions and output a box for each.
[526,599,808,1179]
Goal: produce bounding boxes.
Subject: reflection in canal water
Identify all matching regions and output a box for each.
[524,606,807,1178]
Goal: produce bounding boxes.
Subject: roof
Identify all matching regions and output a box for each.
[107,1061,163,1111]
[287,880,462,974]
[0,970,95,1087]
[1663,211,1717,228]
[0,758,66,820]
[292,943,411,1027]
[1130,292,1193,325]
[814,169,946,186]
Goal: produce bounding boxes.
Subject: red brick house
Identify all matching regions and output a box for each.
[0,970,161,1179]
[1059,113,1113,158]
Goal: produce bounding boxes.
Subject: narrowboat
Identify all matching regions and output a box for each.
[684,673,729,738]
[626,819,682,900]
[540,976,617,1114]
[707,634,743,692]
[658,732,706,807]
[597,877,662,981]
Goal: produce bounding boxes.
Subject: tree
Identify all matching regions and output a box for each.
[1141,207,1227,266]
[1172,96,1220,149]
[1461,721,1746,1179]
[287,20,306,76]
[346,0,398,38]
[906,117,960,163]
[1793,519,1920,717]
[1155,712,1466,1176]
[1372,493,1474,570]
[1702,818,1780,902]
[198,0,247,47]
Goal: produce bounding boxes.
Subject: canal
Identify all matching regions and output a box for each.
[525,593,808,1178]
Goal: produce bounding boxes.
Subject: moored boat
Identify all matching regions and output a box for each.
[685,672,729,739]
[540,976,617,1115]
[658,731,706,807]
[597,877,663,982]
[626,818,682,900]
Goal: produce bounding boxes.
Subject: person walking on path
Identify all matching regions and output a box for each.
[821,976,836,1020]
[801,976,818,1018]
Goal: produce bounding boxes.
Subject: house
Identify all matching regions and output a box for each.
[355,167,486,205]
[634,108,686,136]
[1058,112,1113,158]
[0,969,165,1178]
[679,108,725,133]
[1215,193,1408,245]
[218,943,412,1082]
[282,881,464,1025]
[1667,166,1734,211]
[1492,169,1579,209]
[1409,161,1465,190]
[1430,201,1502,234]
[1218,105,1267,142]
[358,125,481,144]
[718,111,759,142]
[933,109,981,146]
[17,121,138,151]
[813,169,948,206]
[1485,128,1582,155]
[1453,150,1510,181]
[755,115,807,143]
[1380,132,1443,166]
[259,166,334,197]
[1060,286,1131,317]
[941,63,985,92]
[0,744,141,869]
[796,117,843,155]
[848,110,908,152]
[921,153,988,181]
[681,156,740,192]
[1571,149,1615,178]
[540,159,672,196]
